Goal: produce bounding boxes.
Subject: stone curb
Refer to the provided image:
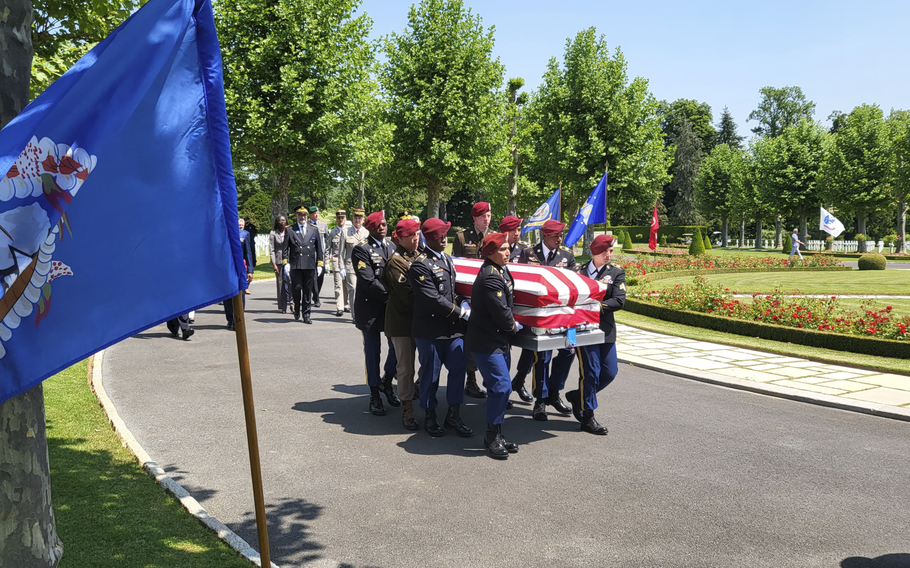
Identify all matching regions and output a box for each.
[89,350,281,568]
[617,352,910,423]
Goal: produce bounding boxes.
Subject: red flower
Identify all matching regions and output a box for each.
[58,155,83,175]
[41,155,58,173]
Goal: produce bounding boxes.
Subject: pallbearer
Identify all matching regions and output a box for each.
[466,232,522,460]
[499,215,532,402]
[408,218,473,438]
[566,234,626,435]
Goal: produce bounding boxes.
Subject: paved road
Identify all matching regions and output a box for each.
[103,280,910,568]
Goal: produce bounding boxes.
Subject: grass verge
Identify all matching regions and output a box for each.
[641,270,910,296]
[616,311,909,375]
[45,360,252,568]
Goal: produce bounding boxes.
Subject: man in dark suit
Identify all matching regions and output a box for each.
[353,211,399,415]
[408,218,473,438]
[223,217,255,330]
[566,234,626,435]
[283,205,324,324]
[452,201,492,398]
[515,219,577,421]
[466,232,522,459]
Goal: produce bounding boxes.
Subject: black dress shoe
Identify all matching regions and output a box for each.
[581,416,608,435]
[511,377,533,402]
[506,400,514,410]
[344,307,350,312]
[483,425,509,460]
[293,313,300,321]
[500,434,519,453]
[335,310,343,317]
[303,316,312,324]
[546,394,572,415]
[565,389,583,423]
[532,399,548,421]
[444,405,473,438]
[381,375,401,407]
[369,394,387,416]
[182,328,195,341]
[226,323,235,331]
[314,300,321,308]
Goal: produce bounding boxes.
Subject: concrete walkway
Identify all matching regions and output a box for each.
[616,324,910,421]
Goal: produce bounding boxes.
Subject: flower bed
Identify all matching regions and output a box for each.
[619,254,845,284]
[625,246,689,257]
[633,276,909,342]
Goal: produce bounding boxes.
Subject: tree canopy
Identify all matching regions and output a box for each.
[747,85,816,138]
[716,106,744,149]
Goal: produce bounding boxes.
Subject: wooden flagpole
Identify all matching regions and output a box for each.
[604,161,609,231]
[231,293,271,568]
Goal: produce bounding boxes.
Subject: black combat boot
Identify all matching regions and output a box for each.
[464,371,487,398]
[443,405,473,438]
[565,389,583,423]
[580,409,608,435]
[401,400,418,431]
[483,424,508,460]
[381,374,401,407]
[369,387,387,416]
[532,398,548,421]
[425,408,444,437]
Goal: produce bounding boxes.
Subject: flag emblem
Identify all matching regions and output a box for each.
[529,202,551,223]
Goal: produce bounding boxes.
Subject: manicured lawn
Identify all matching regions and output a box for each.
[643,270,910,296]
[45,361,252,568]
[616,311,908,375]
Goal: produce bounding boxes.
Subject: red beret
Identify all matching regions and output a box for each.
[393,218,420,239]
[471,202,491,218]
[481,232,507,257]
[590,234,615,255]
[542,219,566,236]
[364,211,385,231]
[499,216,522,232]
[422,218,451,240]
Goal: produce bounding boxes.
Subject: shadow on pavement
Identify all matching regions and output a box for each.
[842,554,910,568]
[230,497,325,567]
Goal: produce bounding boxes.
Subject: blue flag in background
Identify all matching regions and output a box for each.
[565,172,607,247]
[0,0,245,403]
[521,189,560,236]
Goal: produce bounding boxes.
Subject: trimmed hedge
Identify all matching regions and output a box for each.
[628,266,852,286]
[858,253,887,270]
[689,228,706,255]
[703,234,712,250]
[782,233,791,254]
[609,225,708,244]
[625,298,910,358]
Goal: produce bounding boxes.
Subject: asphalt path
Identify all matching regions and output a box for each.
[103,280,910,568]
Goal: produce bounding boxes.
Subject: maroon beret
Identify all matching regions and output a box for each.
[422,218,451,240]
[393,218,420,239]
[481,232,507,257]
[541,219,566,236]
[499,216,522,232]
[590,234,616,255]
[364,211,385,231]
[471,202,491,218]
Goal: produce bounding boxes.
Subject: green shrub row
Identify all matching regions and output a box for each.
[608,225,708,242]
[624,298,910,359]
[627,266,851,287]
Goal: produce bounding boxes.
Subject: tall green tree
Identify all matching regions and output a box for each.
[695,143,747,245]
[753,119,828,241]
[659,98,716,150]
[381,0,507,219]
[1,0,64,565]
[504,77,529,216]
[819,104,892,235]
[716,106,744,149]
[887,109,910,253]
[525,27,671,236]
[217,0,380,221]
[747,85,816,138]
[668,119,704,224]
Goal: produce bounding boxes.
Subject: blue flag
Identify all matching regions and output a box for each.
[565,172,607,247]
[521,189,560,236]
[0,0,245,403]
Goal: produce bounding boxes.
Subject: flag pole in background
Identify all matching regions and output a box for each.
[604,162,609,235]
[231,294,271,568]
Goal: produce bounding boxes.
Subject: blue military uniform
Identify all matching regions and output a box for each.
[283,221,324,322]
[352,235,398,398]
[515,242,577,414]
[568,259,626,432]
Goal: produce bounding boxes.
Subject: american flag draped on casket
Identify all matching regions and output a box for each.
[452,258,606,334]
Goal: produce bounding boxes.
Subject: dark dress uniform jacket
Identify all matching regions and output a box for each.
[465,260,519,355]
[408,249,466,340]
[452,226,486,258]
[509,240,528,263]
[517,242,576,270]
[283,223,324,270]
[383,246,419,337]
[578,260,626,343]
[353,236,394,331]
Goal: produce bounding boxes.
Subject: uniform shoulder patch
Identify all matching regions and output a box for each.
[357,260,366,269]
[560,246,571,252]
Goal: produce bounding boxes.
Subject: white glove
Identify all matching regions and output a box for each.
[317,266,323,277]
[460,301,471,320]
[340,267,346,279]
[514,322,524,331]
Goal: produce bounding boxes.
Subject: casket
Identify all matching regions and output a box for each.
[452,258,607,348]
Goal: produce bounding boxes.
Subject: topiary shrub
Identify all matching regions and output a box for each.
[782,232,791,254]
[689,228,706,255]
[857,252,887,270]
[704,235,712,250]
[623,230,634,251]
[659,234,667,245]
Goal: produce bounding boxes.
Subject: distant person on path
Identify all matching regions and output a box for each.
[309,206,329,308]
[223,217,255,330]
[284,206,324,324]
[566,234,625,435]
[343,208,370,321]
[789,228,804,261]
[327,210,350,317]
[166,314,194,340]
[269,216,290,314]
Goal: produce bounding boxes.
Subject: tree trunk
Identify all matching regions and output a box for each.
[799,214,808,245]
[0,386,64,567]
[506,151,518,216]
[856,208,866,236]
[754,219,763,248]
[774,216,782,249]
[897,197,907,255]
[0,2,64,566]
[269,170,290,223]
[358,170,365,210]
[426,178,442,219]
[721,214,728,247]
[438,200,447,223]
[739,216,746,248]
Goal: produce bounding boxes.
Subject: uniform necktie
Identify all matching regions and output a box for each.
[547,249,556,264]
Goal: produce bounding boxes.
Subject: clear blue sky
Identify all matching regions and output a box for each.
[357,0,909,139]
